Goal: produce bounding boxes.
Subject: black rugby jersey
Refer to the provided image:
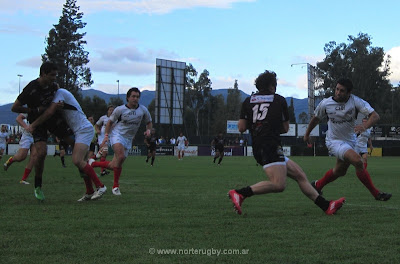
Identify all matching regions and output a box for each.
[239,92,289,145]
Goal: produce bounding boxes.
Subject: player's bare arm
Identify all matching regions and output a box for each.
[238,119,247,133]
[354,111,380,134]
[304,116,320,143]
[16,114,29,130]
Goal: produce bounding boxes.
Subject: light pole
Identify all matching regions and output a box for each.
[17,74,23,94]
[117,80,120,99]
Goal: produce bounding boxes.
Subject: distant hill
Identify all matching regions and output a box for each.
[0,89,308,125]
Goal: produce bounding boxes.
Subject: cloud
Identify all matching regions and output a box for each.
[16,56,42,68]
[0,0,256,15]
[90,45,179,75]
[387,46,400,85]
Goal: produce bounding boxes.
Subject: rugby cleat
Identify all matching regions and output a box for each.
[228,189,245,215]
[112,187,122,196]
[325,197,346,215]
[34,187,45,201]
[375,192,392,201]
[77,193,94,202]
[91,185,107,200]
[19,180,30,185]
[4,157,12,171]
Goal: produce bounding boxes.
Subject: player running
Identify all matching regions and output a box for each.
[176,132,187,160]
[4,114,35,184]
[0,125,11,165]
[90,87,152,196]
[211,132,226,165]
[228,70,345,216]
[304,78,391,201]
[145,128,158,166]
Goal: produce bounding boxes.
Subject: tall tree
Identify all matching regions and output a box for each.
[226,80,242,120]
[185,67,212,136]
[42,0,93,98]
[316,33,392,119]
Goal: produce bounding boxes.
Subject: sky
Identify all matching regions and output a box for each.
[1,0,400,106]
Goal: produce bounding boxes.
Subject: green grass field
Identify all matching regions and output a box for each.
[0,155,399,264]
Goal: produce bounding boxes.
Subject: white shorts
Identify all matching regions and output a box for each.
[177,145,185,151]
[75,126,94,147]
[354,145,368,155]
[110,134,132,157]
[326,139,355,161]
[19,133,34,149]
[0,143,5,151]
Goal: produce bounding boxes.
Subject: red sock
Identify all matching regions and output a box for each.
[83,177,95,194]
[21,168,32,181]
[113,167,122,188]
[9,157,14,164]
[356,169,379,197]
[100,157,106,172]
[178,153,181,159]
[316,169,340,190]
[82,163,104,188]
[91,160,110,169]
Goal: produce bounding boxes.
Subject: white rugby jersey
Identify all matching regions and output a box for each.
[355,128,372,150]
[0,131,10,145]
[96,115,111,137]
[314,94,374,142]
[176,136,187,146]
[109,104,152,140]
[52,89,92,133]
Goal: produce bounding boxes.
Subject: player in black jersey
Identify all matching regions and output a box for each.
[11,62,73,201]
[145,128,158,166]
[211,132,225,165]
[228,70,345,216]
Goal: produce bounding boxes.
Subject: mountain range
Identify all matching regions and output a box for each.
[0,89,308,125]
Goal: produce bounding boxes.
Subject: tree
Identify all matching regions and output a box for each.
[80,95,107,121]
[226,80,242,120]
[298,112,308,124]
[42,0,92,98]
[109,97,124,107]
[288,98,296,123]
[316,33,393,120]
[185,66,212,136]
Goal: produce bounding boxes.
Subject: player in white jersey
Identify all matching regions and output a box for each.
[92,87,152,195]
[4,114,35,184]
[304,78,391,201]
[354,118,373,169]
[0,125,11,165]
[28,88,107,201]
[176,132,187,160]
[95,105,114,176]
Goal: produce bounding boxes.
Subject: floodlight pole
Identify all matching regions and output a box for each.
[17,74,23,94]
[117,80,120,99]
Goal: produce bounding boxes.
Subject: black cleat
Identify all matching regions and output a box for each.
[100,170,110,176]
[375,192,392,201]
[311,180,323,195]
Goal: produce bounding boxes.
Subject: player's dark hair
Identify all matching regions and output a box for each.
[337,78,353,93]
[126,87,141,101]
[255,70,277,94]
[40,61,58,76]
[107,104,115,110]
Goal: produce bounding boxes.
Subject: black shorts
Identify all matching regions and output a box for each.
[148,143,156,152]
[253,142,285,166]
[59,140,69,151]
[215,145,224,153]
